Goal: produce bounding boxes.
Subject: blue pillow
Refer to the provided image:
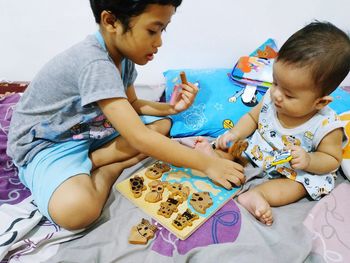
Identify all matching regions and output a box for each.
[163,69,350,138]
[164,68,263,138]
[330,87,350,114]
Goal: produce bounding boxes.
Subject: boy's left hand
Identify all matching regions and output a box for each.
[173,83,199,112]
[289,145,310,170]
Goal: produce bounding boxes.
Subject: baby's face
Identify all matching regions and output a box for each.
[270,61,321,126]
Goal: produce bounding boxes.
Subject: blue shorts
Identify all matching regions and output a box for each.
[18,115,166,222]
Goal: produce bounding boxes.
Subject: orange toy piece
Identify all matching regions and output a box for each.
[257,45,278,59]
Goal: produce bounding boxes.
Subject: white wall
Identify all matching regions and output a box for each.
[1,0,349,86]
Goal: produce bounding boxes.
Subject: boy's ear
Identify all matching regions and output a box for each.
[100,10,117,31]
[315,95,333,110]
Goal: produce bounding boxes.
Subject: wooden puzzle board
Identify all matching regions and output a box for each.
[115,161,241,240]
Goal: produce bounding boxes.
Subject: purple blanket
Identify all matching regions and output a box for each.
[0,94,30,205]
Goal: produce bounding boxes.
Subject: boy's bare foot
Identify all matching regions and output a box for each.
[237,190,273,226]
[194,137,218,157]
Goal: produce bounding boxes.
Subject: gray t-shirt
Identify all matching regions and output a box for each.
[7,34,137,166]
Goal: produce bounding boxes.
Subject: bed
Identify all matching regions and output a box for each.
[1,162,350,263]
[1,42,350,262]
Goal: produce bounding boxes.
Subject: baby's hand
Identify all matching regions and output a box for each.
[206,157,245,189]
[289,145,310,170]
[215,130,238,150]
[172,82,199,112]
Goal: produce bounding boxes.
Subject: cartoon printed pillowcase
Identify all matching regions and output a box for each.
[163,39,278,138]
[163,37,350,139]
[163,68,262,138]
[163,68,350,138]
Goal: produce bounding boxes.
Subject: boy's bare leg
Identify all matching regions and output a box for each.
[237,178,307,225]
[90,119,171,169]
[49,119,171,230]
[49,154,146,230]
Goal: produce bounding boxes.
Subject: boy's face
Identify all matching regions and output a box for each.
[271,61,325,126]
[110,4,175,65]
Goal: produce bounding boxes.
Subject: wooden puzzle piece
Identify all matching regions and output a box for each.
[129,175,146,198]
[228,140,249,167]
[172,209,199,230]
[190,191,213,214]
[145,161,171,180]
[128,218,158,245]
[144,180,165,203]
[166,182,190,200]
[157,196,183,218]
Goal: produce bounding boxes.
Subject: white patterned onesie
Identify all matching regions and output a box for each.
[245,90,347,200]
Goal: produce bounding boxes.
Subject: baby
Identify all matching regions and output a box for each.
[195,21,350,225]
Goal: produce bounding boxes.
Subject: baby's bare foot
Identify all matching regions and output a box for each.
[194,137,217,157]
[237,190,273,225]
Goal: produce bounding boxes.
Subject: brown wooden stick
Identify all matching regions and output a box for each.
[180,71,188,85]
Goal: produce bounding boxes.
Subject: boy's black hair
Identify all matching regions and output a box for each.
[90,0,182,32]
[277,21,350,95]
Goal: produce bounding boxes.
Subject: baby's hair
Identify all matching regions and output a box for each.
[277,21,350,95]
[90,0,182,32]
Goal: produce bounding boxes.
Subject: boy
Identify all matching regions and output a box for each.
[7,0,244,230]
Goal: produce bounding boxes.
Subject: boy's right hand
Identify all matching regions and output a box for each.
[215,130,238,150]
[205,157,245,189]
[171,82,199,112]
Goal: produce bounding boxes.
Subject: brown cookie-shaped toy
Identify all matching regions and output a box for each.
[157,196,183,218]
[190,191,213,214]
[128,218,158,245]
[172,209,199,230]
[228,140,249,167]
[129,175,146,198]
[144,180,165,203]
[166,182,190,201]
[145,161,171,180]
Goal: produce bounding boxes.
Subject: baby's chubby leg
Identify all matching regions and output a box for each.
[237,178,307,225]
[237,188,273,225]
